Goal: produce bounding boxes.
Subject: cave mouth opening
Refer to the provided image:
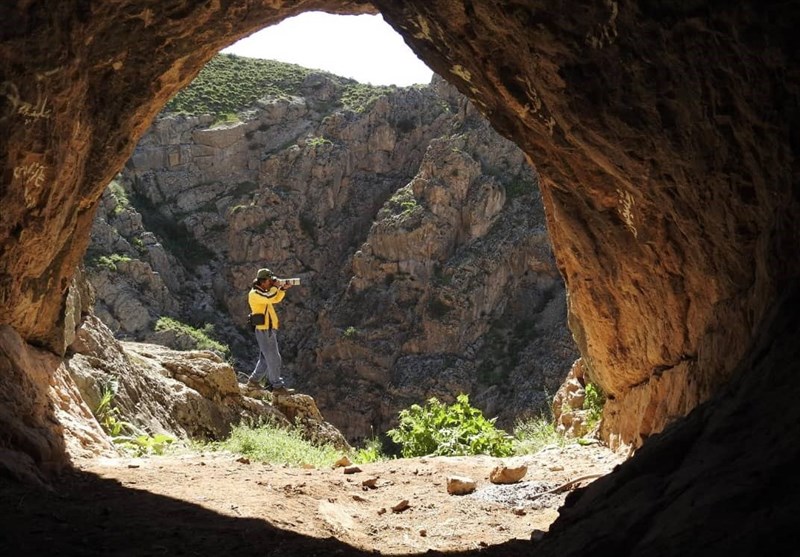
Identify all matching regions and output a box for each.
[79,3,587,455]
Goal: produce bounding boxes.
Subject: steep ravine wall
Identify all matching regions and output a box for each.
[87,71,576,440]
[1,1,799,554]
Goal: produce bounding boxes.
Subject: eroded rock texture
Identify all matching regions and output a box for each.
[1,0,799,554]
[87,72,574,440]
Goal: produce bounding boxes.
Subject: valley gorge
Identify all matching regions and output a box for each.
[1,1,798,555]
[85,65,576,441]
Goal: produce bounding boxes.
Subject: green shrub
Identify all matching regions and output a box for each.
[94,379,175,456]
[213,421,341,467]
[353,435,387,464]
[379,187,421,220]
[90,253,132,272]
[387,394,513,458]
[131,236,146,254]
[583,382,606,428]
[155,316,230,356]
[306,136,333,148]
[343,326,358,339]
[108,179,130,214]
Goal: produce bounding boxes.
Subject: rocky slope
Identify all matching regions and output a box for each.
[85,63,576,440]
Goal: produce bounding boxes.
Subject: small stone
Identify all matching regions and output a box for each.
[236,456,251,465]
[446,475,477,495]
[353,495,368,502]
[419,529,427,537]
[513,508,527,516]
[548,465,564,472]
[344,465,362,474]
[531,529,546,541]
[377,508,387,515]
[489,464,527,484]
[362,477,379,489]
[334,456,352,468]
[391,500,410,513]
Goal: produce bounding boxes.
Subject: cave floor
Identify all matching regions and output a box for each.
[0,443,623,556]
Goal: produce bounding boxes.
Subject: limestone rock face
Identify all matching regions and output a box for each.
[0,324,112,484]
[84,73,575,440]
[67,314,343,446]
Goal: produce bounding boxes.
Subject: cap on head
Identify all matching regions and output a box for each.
[256,268,275,281]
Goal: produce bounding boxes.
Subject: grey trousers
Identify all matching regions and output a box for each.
[249,329,284,387]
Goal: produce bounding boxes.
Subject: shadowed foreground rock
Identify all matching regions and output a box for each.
[1,1,799,555]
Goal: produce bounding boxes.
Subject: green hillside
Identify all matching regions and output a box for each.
[165,53,397,117]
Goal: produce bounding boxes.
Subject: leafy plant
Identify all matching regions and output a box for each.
[95,379,135,436]
[94,379,176,456]
[387,394,513,458]
[343,326,358,339]
[155,316,230,356]
[115,433,175,456]
[583,382,606,429]
[353,435,387,464]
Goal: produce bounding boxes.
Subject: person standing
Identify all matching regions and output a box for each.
[247,267,294,394]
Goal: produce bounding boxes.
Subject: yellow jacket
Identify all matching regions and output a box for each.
[249,284,286,330]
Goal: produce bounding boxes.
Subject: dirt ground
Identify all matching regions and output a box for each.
[0,442,625,556]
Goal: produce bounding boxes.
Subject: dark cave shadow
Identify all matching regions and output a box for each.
[0,470,535,557]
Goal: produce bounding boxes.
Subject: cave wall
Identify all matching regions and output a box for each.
[1,0,798,524]
[373,0,799,446]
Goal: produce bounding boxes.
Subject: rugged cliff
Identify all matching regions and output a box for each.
[86,62,576,440]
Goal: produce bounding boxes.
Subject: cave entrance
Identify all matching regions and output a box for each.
[82,9,585,452]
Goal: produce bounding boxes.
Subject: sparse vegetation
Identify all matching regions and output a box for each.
[154,317,230,356]
[108,178,130,215]
[131,236,146,254]
[212,421,342,468]
[512,415,571,455]
[165,54,313,117]
[94,379,175,456]
[427,297,452,319]
[380,186,421,220]
[90,253,132,272]
[306,136,333,148]
[583,382,606,429]
[353,435,388,464]
[387,394,514,458]
[343,326,358,339]
[341,82,395,113]
[164,54,401,120]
